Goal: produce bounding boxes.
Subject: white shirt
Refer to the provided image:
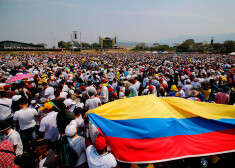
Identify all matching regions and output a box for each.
[182,84,192,97]
[86,86,97,96]
[85,97,101,110]
[60,92,68,98]
[2,129,23,156]
[0,98,12,120]
[100,86,109,103]
[39,111,60,142]
[13,108,38,130]
[68,136,87,166]
[86,145,117,168]
[44,87,55,100]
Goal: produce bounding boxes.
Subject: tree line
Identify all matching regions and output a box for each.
[132,39,235,53]
[57,41,99,50]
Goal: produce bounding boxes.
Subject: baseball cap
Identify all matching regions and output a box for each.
[149,85,154,90]
[12,95,22,102]
[65,120,77,137]
[94,134,107,151]
[102,79,107,83]
[186,79,191,83]
[38,102,53,111]
[63,99,76,107]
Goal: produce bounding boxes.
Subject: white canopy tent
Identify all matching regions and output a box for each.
[229,52,235,56]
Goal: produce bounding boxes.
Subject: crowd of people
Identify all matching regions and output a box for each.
[0,52,235,168]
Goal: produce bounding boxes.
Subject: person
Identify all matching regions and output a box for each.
[56,99,76,134]
[0,120,23,156]
[182,79,192,98]
[0,91,13,126]
[38,102,60,152]
[86,81,97,96]
[42,82,55,100]
[13,99,38,151]
[187,90,201,101]
[84,114,117,168]
[85,90,102,111]
[97,79,109,104]
[0,140,20,168]
[35,139,56,168]
[64,120,87,167]
[214,86,230,104]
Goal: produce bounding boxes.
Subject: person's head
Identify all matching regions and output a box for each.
[35,139,50,156]
[38,102,54,114]
[148,85,154,92]
[159,78,163,84]
[94,134,107,155]
[87,81,92,86]
[63,99,76,109]
[88,90,94,97]
[223,86,230,93]
[65,120,77,138]
[0,91,7,98]
[0,120,11,136]
[42,82,48,88]
[177,85,182,91]
[19,99,28,108]
[73,107,83,117]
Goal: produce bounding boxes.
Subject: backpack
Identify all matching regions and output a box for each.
[60,136,78,168]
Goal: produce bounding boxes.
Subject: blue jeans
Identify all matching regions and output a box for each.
[20,126,36,152]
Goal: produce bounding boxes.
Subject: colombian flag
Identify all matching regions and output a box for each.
[88,95,235,163]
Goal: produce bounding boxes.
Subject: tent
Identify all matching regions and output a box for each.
[152,51,158,54]
[88,95,235,163]
[229,52,235,56]
[163,51,168,53]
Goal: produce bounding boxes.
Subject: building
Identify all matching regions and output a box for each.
[0,41,45,50]
[99,37,117,48]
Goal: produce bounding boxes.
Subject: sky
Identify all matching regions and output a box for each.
[0,0,235,47]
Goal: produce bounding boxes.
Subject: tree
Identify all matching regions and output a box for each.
[176,39,196,52]
[91,43,99,49]
[37,43,47,48]
[58,41,67,48]
[137,42,147,49]
[213,43,222,53]
[221,40,235,53]
[81,42,91,49]
[152,43,160,47]
[157,45,170,51]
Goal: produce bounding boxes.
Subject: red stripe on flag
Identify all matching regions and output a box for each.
[105,128,235,163]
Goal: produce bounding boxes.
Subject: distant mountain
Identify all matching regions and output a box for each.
[117,33,235,47]
[117,41,139,47]
[152,32,235,46]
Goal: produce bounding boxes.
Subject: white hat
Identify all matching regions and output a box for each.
[12,95,22,101]
[63,99,76,107]
[181,76,185,80]
[28,78,34,82]
[31,100,36,104]
[69,90,74,95]
[186,79,191,83]
[65,120,77,137]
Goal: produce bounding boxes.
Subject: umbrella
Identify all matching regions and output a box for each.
[5,61,22,67]
[223,64,231,69]
[6,74,33,83]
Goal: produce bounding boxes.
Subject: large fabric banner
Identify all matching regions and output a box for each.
[88,95,235,163]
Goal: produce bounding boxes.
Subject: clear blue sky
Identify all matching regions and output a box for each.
[0,0,235,47]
